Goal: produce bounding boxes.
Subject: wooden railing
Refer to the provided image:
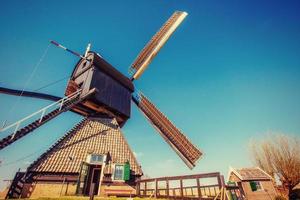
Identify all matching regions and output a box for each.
[137,172,225,199]
[137,172,244,200]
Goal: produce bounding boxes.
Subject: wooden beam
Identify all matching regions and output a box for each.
[71,107,89,116]
[180,179,183,198]
[82,100,123,123]
[197,178,201,198]
[166,179,169,198]
[155,179,158,198]
[138,172,221,182]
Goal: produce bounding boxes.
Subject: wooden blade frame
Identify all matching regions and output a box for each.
[129,11,188,80]
[132,92,202,169]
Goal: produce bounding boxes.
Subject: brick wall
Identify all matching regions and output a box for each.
[242,180,277,200]
[21,182,77,198]
[20,181,136,198]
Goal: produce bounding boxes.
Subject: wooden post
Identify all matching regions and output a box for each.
[59,177,66,196]
[220,175,226,187]
[89,183,95,200]
[196,178,201,198]
[155,179,158,198]
[136,181,140,196]
[98,161,106,196]
[217,174,222,189]
[166,179,169,198]
[145,181,147,197]
[180,179,183,198]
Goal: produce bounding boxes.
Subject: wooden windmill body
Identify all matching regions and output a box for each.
[0,11,202,198]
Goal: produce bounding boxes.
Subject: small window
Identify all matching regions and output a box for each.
[91,154,103,163]
[114,165,124,180]
[87,154,104,164]
[250,181,263,191]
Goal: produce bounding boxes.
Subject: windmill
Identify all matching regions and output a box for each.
[0,11,201,173]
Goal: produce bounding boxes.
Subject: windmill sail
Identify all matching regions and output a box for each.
[129,11,188,80]
[0,86,61,102]
[132,92,202,169]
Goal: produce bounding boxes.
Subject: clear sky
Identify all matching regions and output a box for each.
[0,0,300,190]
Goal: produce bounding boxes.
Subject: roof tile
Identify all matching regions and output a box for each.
[28,117,143,175]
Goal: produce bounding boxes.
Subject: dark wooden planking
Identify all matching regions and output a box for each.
[90,69,131,118]
[68,52,134,123]
[70,52,134,92]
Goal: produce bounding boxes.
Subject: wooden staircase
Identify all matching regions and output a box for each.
[5,172,26,199]
[0,89,95,150]
[5,118,89,199]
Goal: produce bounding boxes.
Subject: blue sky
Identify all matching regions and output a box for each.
[0,0,300,190]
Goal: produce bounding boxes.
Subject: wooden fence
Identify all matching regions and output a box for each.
[136,172,243,199]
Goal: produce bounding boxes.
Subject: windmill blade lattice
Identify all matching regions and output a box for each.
[129,11,188,80]
[132,92,202,169]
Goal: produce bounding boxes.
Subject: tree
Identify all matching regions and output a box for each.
[250,134,300,198]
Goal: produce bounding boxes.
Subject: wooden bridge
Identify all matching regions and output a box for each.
[136,172,243,200]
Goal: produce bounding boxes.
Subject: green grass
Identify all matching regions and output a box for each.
[6,197,163,200]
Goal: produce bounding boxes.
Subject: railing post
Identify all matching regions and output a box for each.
[145,181,147,197]
[136,180,140,196]
[166,178,169,198]
[180,179,183,198]
[13,122,20,135]
[59,98,64,111]
[197,178,201,198]
[217,174,222,189]
[220,175,225,187]
[155,178,158,198]
[39,109,46,123]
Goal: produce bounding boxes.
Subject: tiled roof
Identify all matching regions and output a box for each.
[231,167,272,181]
[28,117,143,175]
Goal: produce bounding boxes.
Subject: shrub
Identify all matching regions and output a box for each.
[275,195,287,200]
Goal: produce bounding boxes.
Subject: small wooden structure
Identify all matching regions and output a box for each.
[66,52,134,126]
[137,172,243,199]
[228,167,277,200]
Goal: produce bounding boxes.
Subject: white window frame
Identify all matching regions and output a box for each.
[251,181,263,191]
[86,153,105,164]
[113,164,125,182]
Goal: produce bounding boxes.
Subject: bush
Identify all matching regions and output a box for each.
[275,195,287,200]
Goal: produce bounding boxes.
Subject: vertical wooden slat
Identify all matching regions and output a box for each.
[217,174,222,189]
[196,178,201,198]
[180,179,183,198]
[136,181,140,196]
[220,175,226,187]
[155,179,158,198]
[166,179,169,198]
